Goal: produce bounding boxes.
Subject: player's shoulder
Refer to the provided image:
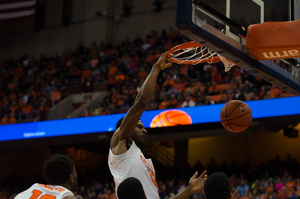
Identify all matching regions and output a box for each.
[14,183,37,198]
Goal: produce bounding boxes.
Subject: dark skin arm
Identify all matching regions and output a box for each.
[170,170,208,199]
[110,52,171,155]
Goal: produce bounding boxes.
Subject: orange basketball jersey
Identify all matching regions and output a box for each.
[14,183,74,199]
[246,19,300,60]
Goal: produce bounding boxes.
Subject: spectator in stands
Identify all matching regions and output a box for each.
[203,96,214,105]
[242,80,253,94]
[290,186,298,199]
[278,186,289,199]
[90,56,99,68]
[159,184,168,199]
[263,90,273,100]
[285,176,296,191]
[93,103,103,116]
[70,66,81,81]
[182,95,196,107]
[169,93,178,108]
[220,95,229,103]
[208,81,219,95]
[275,177,284,192]
[269,85,283,98]
[233,89,246,101]
[167,180,177,196]
[265,182,275,198]
[51,87,62,105]
[84,105,94,117]
[81,65,92,78]
[1,113,8,125]
[21,102,32,121]
[10,112,17,124]
[173,78,185,92]
[138,67,148,81]
[251,179,262,190]
[258,85,268,99]
[233,179,249,197]
[211,70,222,84]
[159,97,170,110]
[163,75,175,90]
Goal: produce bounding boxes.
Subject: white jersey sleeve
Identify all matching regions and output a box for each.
[108,141,159,199]
[14,183,74,199]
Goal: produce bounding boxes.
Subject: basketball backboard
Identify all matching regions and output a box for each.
[176,0,300,94]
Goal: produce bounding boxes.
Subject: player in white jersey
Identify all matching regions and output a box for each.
[14,154,77,199]
[108,52,208,199]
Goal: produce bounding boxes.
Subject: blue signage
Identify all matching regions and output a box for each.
[0,96,299,142]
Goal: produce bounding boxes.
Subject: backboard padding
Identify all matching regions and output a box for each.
[176,0,300,94]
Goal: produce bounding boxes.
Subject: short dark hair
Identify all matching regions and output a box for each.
[43,154,74,185]
[204,172,231,199]
[116,117,124,129]
[117,177,145,199]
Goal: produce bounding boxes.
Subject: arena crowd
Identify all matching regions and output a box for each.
[0,28,296,124]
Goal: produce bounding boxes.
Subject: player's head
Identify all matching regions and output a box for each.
[117,177,146,199]
[43,154,78,192]
[116,117,147,148]
[204,172,231,199]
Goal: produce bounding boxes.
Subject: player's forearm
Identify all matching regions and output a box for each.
[135,65,161,106]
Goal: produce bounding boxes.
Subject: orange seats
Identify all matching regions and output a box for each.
[209,94,226,103]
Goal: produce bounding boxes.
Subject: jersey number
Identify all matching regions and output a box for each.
[29,190,56,199]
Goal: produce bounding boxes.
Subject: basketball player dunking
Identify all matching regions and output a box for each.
[108,52,208,199]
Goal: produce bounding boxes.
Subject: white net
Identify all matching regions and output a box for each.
[169,46,235,72]
[219,54,236,72]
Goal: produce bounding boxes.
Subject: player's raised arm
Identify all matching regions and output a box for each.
[110,52,171,149]
[169,170,208,199]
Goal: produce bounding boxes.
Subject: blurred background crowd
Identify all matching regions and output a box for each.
[0,28,296,125]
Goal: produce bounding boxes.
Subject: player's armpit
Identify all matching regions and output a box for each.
[63,195,77,199]
[109,100,146,151]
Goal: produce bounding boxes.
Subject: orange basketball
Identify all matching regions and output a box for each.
[150,110,192,128]
[220,100,252,133]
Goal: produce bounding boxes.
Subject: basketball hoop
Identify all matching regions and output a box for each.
[167,41,236,72]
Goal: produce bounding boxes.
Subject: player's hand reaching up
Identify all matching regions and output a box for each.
[188,170,208,194]
[154,52,172,70]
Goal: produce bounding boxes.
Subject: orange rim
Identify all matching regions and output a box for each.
[167,41,222,64]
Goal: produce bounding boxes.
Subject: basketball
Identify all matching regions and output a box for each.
[220,100,252,133]
[150,110,192,128]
